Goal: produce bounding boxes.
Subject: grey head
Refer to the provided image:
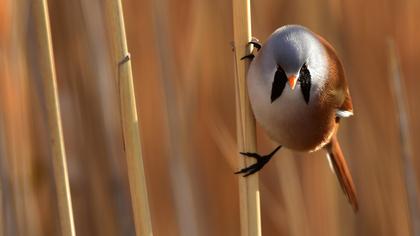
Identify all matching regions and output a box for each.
[260,25,328,95]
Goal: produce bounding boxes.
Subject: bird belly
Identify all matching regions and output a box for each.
[248,74,335,152]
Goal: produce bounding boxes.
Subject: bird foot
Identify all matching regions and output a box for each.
[235,145,281,177]
[240,37,262,61]
[249,37,262,51]
[240,54,255,60]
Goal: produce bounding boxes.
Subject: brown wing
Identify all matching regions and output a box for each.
[316,34,354,114]
[315,33,358,210]
[340,87,353,113]
[325,134,359,211]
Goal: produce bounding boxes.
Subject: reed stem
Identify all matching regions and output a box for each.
[105,0,153,235]
[32,0,75,235]
[232,1,261,235]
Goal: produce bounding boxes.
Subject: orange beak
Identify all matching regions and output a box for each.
[288,75,297,90]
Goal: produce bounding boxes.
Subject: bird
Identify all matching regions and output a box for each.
[235,25,358,211]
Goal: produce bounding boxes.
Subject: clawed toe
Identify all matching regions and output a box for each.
[241,54,255,60]
[248,37,262,51]
[240,37,262,61]
[235,145,282,177]
[239,152,261,159]
[235,156,271,177]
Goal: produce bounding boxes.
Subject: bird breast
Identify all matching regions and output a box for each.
[247,61,336,152]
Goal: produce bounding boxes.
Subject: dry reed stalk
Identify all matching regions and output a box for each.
[232,0,261,235]
[32,0,75,235]
[387,39,420,236]
[104,0,153,235]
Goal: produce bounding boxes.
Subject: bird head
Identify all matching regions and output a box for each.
[265,25,327,91]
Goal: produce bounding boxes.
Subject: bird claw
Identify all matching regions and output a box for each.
[235,145,282,177]
[235,154,271,177]
[240,37,262,61]
[240,54,255,60]
[248,37,262,51]
[239,152,261,159]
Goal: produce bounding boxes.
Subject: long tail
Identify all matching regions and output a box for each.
[325,134,359,211]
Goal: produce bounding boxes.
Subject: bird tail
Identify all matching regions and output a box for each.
[325,134,359,211]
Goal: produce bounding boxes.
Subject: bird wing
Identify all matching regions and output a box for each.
[316,34,357,211]
[325,134,359,211]
[336,88,353,118]
[315,34,354,117]
[338,87,353,113]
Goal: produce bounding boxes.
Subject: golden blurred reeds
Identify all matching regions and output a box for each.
[387,39,419,236]
[1,0,420,235]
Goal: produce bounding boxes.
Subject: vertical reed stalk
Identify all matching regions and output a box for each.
[105,0,153,235]
[387,39,420,236]
[32,1,75,235]
[232,1,261,235]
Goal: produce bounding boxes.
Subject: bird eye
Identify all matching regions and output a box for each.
[299,64,311,104]
[271,65,288,103]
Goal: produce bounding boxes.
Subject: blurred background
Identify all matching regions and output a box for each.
[1,0,420,235]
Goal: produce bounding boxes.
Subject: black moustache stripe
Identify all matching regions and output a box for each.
[299,64,311,104]
[271,65,288,103]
